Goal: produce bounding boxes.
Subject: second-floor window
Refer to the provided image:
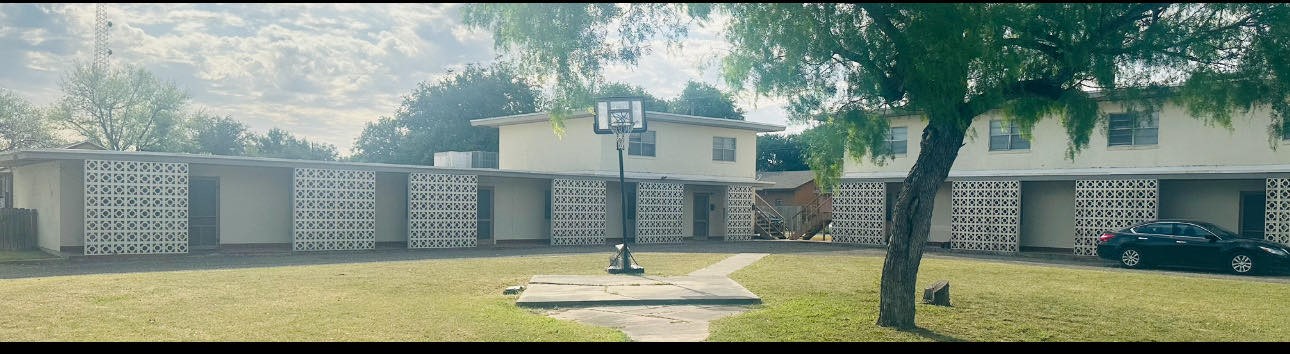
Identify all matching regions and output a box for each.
[628,131,656,156]
[989,120,1030,151]
[1108,112,1158,146]
[885,127,908,156]
[713,137,736,162]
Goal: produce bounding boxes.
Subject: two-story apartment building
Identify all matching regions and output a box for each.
[1,110,783,256]
[830,100,1290,255]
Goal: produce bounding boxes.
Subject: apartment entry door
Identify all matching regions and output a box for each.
[1240,191,1265,239]
[694,193,711,238]
[478,188,494,241]
[188,177,219,249]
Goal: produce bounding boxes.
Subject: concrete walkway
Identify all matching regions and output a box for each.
[537,253,770,342]
[687,253,769,277]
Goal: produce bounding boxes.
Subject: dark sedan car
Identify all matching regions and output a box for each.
[1095,219,1290,274]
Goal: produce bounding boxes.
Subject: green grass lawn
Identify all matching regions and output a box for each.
[0,250,59,262]
[2,251,1287,341]
[710,254,1290,341]
[0,252,729,341]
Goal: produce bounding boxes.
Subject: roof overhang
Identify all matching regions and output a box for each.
[0,149,770,187]
[843,164,1290,182]
[470,111,786,133]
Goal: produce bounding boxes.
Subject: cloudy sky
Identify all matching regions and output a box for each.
[0,3,798,155]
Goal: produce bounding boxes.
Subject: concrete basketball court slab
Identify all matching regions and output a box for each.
[518,253,769,341]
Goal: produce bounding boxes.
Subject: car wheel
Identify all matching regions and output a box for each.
[1229,252,1257,275]
[1120,248,1144,269]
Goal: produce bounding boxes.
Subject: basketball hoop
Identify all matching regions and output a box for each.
[594,97,647,150]
[594,97,647,251]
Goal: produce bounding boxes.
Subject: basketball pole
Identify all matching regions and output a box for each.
[616,135,629,245]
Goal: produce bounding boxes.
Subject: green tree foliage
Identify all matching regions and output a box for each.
[756,133,807,172]
[351,116,404,163]
[350,63,541,165]
[464,3,1290,329]
[250,128,338,161]
[184,111,252,156]
[593,80,745,120]
[671,80,745,120]
[0,88,60,151]
[48,62,190,151]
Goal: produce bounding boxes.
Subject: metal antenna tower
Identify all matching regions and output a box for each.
[93,3,113,70]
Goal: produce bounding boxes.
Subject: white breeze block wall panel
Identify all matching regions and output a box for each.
[1074,179,1158,256]
[292,168,376,251]
[550,179,606,246]
[831,182,887,245]
[408,173,478,249]
[950,180,1021,252]
[83,159,189,255]
[1267,178,1290,245]
[725,186,755,241]
[635,182,685,244]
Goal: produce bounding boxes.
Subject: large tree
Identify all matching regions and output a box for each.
[594,80,746,120]
[250,128,338,161]
[756,133,808,172]
[670,80,746,120]
[351,63,542,165]
[0,88,60,151]
[465,3,1290,329]
[185,111,252,156]
[48,62,190,151]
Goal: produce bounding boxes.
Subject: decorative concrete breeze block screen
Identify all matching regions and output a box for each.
[292,168,376,251]
[1074,179,1158,256]
[550,179,606,246]
[83,159,189,255]
[831,182,887,245]
[950,180,1020,252]
[725,186,755,241]
[1268,178,1290,245]
[408,173,477,249]
[635,182,685,244]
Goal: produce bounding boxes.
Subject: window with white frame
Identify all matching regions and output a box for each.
[628,131,656,156]
[988,120,1031,151]
[713,137,736,161]
[885,127,908,156]
[1107,112,1158,146]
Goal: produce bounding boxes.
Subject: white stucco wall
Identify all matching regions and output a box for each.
[1159,179,1266,234]
[12,161,61,252]
[845,102,1290,174]
[1020,181,1076,249]
[376,172,408,244]
[480,176,548,241]
[499,117,758,179]
[189,164,293,245]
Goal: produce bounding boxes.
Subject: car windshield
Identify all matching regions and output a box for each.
[1194,222,1247,239]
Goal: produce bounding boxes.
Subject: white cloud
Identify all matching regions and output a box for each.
[0,3,796,155]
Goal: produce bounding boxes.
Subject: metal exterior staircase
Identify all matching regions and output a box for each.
[787,193,832,240]
[753,194,788,239]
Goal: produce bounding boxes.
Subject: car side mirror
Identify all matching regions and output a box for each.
[1205,234,1218,242]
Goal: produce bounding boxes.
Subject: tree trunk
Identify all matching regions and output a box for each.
[875,121,967,329]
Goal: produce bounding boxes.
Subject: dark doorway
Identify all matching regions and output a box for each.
[478,188,494,241]
[694,193,711,238]
[1240,191,1266,239]
[626,182,637,242]
[188,177,219,249]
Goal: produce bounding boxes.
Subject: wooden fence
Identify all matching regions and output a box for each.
[0,208,37,251]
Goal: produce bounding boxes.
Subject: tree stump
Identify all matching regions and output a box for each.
[922,280,950,306]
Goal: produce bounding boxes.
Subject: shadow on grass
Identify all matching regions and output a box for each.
[901,326,965,342]
[0,240,884,280]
